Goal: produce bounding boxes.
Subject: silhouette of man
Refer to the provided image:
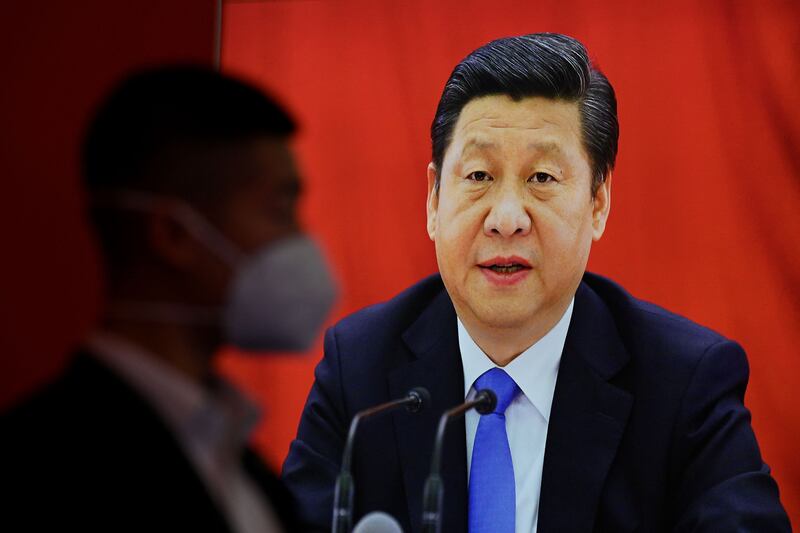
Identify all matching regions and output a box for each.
[3,66,335,532]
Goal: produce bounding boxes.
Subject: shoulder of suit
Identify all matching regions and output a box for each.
[1,355,112,469]
[326,271,738,368]
[2,353,169,449]
[332,273,446,340]
[582,272,737,364]
[2,355,85,425]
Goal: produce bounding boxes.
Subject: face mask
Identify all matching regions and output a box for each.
[95,191,337,352]
[224,235,337,351]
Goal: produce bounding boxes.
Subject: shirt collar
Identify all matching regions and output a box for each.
[86,331,260,456]
[458,297,574,422]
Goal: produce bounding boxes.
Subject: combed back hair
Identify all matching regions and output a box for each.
[430,33,618,197]
[82,65,296,281]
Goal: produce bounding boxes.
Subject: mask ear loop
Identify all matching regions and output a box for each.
[91,189,245,268]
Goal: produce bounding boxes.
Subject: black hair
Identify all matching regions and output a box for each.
[431,33,618,196]
[83,64,296,198]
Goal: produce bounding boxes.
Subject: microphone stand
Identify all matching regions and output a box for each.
[332,387,430,533]
[421,389,496,533]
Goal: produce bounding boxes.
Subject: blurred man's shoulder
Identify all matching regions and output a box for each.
[3,355,88,430]
[2,353,168,456]
[1,354,116,495]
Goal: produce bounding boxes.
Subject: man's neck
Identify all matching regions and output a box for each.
[98,317,218,384]
[457,300,572,367]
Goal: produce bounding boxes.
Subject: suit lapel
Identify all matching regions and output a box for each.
[389,289,468,533]
[537,282,633,532]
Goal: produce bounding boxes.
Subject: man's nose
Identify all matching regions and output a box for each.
[483,184,532,237]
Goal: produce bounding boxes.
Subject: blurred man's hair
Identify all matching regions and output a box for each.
[82,65,296,281]
[430,33,618,197]
[83,65,295,199]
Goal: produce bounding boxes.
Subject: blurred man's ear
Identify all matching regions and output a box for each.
[145,202,203,270]
[426,162,439,241]
[592,173,612,241]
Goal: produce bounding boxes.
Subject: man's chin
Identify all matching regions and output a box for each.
[469,303,543,331]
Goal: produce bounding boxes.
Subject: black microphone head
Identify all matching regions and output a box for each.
[474,388,497,415]
[353,511,404,533]
[406,386,431,413]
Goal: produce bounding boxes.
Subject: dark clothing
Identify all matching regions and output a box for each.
[2,353,298,532]
[282,273,790,532]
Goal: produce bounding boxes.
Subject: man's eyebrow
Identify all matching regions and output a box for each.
[527,141,563,154]
[461,138,498,151]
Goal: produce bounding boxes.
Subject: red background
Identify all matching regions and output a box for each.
[0,2,214,406]
[2,0,798,526]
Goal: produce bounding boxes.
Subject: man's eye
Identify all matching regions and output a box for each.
[529,172,555,184]
[467,171,491,182]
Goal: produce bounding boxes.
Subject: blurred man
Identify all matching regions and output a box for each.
[2,66,335,532]
[281,34,790,532]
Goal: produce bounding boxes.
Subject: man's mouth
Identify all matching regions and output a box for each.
[477,256,532,274]
[484,263,527,274]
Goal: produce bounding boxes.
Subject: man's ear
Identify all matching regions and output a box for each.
[426,162,439,241]
[146,202,200,270]
[592,172,612,241]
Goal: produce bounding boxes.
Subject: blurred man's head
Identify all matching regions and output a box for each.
[426,34,619,360]
[84,66,299,305]
[83,66,335,359]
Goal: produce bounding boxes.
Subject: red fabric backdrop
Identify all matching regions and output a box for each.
[0,0,796,526]
[218,0,800,524]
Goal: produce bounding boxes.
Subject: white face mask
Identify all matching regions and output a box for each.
[223,234,337,351]
[96,191,338,352]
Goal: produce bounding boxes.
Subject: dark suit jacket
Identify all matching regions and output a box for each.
[281,273,790,532]
[1,352,298,532]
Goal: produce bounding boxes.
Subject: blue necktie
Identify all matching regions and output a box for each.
[468,367,521,533]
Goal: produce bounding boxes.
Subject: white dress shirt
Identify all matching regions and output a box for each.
[459,298,574,533]
[87,331,283,533]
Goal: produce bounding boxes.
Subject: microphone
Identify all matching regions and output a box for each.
[421,389,496,533]
[352,512,404,533]
[332,387,431,533]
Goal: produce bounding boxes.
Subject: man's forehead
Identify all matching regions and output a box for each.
[445,96,580,154]
[459,136,565,154]
[458,94,578,123]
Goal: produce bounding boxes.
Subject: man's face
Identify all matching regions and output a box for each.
[213,136,301,254]
[426,95,610,339]
[188,136,302,305]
